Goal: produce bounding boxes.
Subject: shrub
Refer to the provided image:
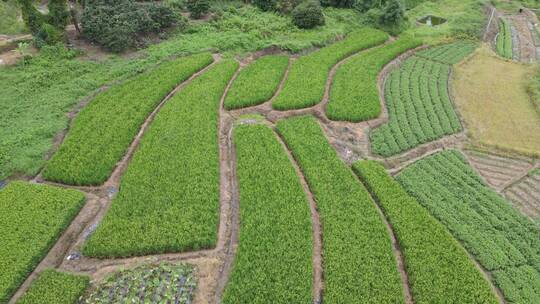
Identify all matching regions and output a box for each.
[321,0,355,8]
[186,0,210,19]
[292,1,325,29]
[47,0,69,29]
[81,0,179,52]
[34,23,64,48]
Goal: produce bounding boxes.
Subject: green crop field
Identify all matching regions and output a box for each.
[224,55,289,110]
[0,182,85,303]
[3,1,538,303]
[496,19,513,59]
[371,42,475,157]
[82,60,238,258]
[277,116,405,303]
[223,124,313,303]
[272,28,389,110]
[327,36,422,122]
[43,53,214,186]
[17,270,89,304]
[353,160,498,304]
[398,150,540,303]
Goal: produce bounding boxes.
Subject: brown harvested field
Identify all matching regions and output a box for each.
[452,45,540,157]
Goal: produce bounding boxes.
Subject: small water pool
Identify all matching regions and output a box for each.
[417,15,447,26]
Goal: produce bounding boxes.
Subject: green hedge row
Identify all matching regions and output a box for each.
[370,57,462,157]
[353,160,498,304]
[276,116,405,303]
[43,53,214,186]
[0,182,85,303]
[17,270,89,304]
[223,124,313,303]
[496,19,513,59]
[272,28,389,110]
[327,36,422,122]
[397,150,540,303]
[82,60,239,258]
[415,41,477,64]
[224,55,289,110]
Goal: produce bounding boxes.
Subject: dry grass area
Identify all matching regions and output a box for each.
[452,45,540,157]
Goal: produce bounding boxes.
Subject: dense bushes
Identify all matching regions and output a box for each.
[253,0,302,13]
[17,0,69,47]
[292,1,325,29]
[186,0,210,19]
[81,0,180,52]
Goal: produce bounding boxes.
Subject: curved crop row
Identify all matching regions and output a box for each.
[353,160,498,304]
[82,60,239,258]
[415,40,477,64]
[397,150,540,304]
[0,182,85,303]
[272,28,389,110]
[276,116,405,304]
[223,124,313,303]
[327,36,422,122]
[496,19,513,59]
[224,55,289,110]
[17,270,89,304]
[43,53,214,186]
[370,56,462,156]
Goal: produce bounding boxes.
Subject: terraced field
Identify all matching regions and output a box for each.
[371,41,475,157]
[3,26,540,304]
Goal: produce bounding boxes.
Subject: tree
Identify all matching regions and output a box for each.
[380,0,404,26]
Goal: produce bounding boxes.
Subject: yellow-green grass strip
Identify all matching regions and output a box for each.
[223,124,313,303]
[272,28,389,110]
[43,53,214,186]
[353,160,499,304]
[17,270,89,304]
[397,150,540,303]
[82,60,239,258]
[0,182,85,303]
[327,36,421,122]
[276,115,404,304]
[224,55,289,110]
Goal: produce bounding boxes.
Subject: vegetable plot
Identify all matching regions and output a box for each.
[223,124,313,304]
[415,40,477,64]
[370,57,462,156]
[496,19,513,59]
[224,55,289,110]
[83,60,239,258]
[353,160,498,304]
[0,182,85,303]
[397,150,540,304]
[272,28,389,110]
[43,53,214,186]
[17,270,89,304]
[276,116,405,304]
[327,36,422,122]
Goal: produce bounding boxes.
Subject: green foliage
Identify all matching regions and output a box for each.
[292,0,326,29]
[43,53,213,186]
[83,263,195,303]
[17,270,89,304]
[496,19,513,59]
[327,35,421,121]
[397,150,540,303]
[380,0,405,26]
[225,55,289,110]
[0,0,27,34]
[415,40,477,64]
[321,0,355,8]
[0,181,85,303]
[83,60,238,258]
[187,0,210,19]
[252,0,301,13]
[276,115,405,303]
[34,23,64,48]
[81,0,179,52]
[353,160,499,304]
[0,6,362,181]
[371,42,475,157]
[46,0,69,29]
[223,124,313,303]
[273,28,388,110]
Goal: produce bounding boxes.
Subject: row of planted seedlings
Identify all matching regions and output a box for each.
[397,150,540,303]
[371,41,476,157]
